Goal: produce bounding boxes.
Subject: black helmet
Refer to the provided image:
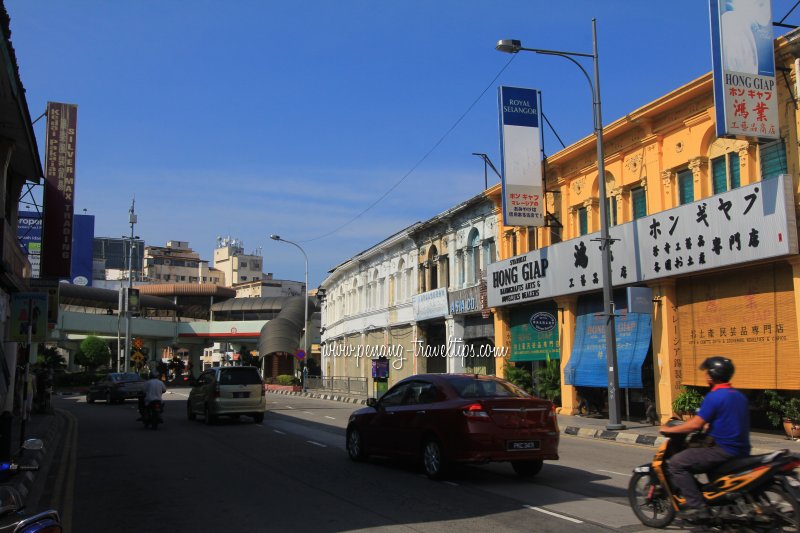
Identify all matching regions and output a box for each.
[699,356,734,383]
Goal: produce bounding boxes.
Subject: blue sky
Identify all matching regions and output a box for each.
[5,1,800,287]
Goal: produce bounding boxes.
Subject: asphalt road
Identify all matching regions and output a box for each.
[57,392,665,533]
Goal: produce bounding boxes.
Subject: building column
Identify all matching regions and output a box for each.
[648,279,681,422]
[554,296,578,414]
[492,308,510,380]
[786,258,800,364]
[448,316,465,374]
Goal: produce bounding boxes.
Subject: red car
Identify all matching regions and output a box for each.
[346,373,559,479]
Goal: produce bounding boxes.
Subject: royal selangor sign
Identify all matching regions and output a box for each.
[498,86,544,227]
[709,0,778,139]
[487,174,797,307]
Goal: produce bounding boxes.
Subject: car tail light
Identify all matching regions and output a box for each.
[463,403,490,419]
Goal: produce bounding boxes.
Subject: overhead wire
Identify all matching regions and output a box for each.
[299,54,517,244]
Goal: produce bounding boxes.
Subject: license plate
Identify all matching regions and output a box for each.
[233,392,250,399]
[507,440,540,451]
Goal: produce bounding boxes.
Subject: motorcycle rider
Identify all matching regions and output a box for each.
[137,370,167,421]
[660,356,750,522]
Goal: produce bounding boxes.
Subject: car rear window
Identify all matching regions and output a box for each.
[219,368,262,385]
[113,373,142,382]
[449,377,530,399]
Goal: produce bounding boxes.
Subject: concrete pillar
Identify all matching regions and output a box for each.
[554,296,578,414]
[493,308,510,380]
[448,316,466,374]
[649,279,681,423]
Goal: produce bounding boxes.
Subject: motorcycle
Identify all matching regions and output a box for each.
[0,438,61,532]
[141,400,164,430]
[629,427,800,531]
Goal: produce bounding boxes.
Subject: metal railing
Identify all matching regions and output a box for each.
[305,376,367,395]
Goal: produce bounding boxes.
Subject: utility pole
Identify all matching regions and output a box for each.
[124,198,137,373]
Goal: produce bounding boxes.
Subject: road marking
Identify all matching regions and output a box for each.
[306,440,326,448]
[273,430,286,435]
[324,415,335,420]
[444,481,459,486]
[303,411,314,415]
[597,469,632,477]
[524,506,583,524]
[286,406,294,409]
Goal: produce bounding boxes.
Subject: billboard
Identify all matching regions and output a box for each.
[498,86,544,227]
[70,214,94,286]
[41,102,78,278]
[710,0,778,139]
[17,210,42,278]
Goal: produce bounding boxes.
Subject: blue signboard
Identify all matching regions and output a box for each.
[70,214,95,286]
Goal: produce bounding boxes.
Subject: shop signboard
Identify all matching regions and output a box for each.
[412,288,449,321]
[509,303,559,362]
[9,293,48,343]
[448,285,481,316]
[17,211,42,278]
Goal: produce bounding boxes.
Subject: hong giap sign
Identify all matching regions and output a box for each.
[498,86,544,227]
[709,0,778,139]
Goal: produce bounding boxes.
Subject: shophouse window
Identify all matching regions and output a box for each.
[469,231,481,284]
[456,251,465,288]
[760,140,787,180]
[241,262,247,268]
[632,186,647,219]
[678,169,694,205]
[527,228,537,252]
[550,225,562,244]
[578,207,588,236]
[604,196,617,226]
[484,239,496,268]
[242,276,248,281]
[712,153,741,194]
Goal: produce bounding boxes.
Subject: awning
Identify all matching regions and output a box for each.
[564,310,652,388]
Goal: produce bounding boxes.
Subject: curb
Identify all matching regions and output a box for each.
[266,389,369,405]
[562,425,668,448]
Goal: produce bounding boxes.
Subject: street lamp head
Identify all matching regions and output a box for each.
[270,234,280,241]
[496,39,522,54]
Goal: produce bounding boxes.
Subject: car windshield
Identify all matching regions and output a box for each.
[449,377,530,399]
[219,368,261,385]
[112,373,142,383]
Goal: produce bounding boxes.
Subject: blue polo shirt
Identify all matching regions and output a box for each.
[696,383,750,457]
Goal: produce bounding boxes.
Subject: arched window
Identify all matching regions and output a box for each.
[429,245,439,290]
[468,229,481,284]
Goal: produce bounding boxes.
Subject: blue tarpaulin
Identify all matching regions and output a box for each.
[564,299,652,388]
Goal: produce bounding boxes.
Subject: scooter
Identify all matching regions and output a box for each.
[141,400,164,430]
[0,438,62,532]
[629,427,800,531]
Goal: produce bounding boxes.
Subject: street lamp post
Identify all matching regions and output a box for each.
[497,19,624,430]
[124,200,137,374]
[270,234,309,392]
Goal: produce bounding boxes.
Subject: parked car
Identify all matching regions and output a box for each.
[86,372,145,404]
[346,373,559,479]
[187,366,265,424]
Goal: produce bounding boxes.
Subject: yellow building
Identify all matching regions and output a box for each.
[489,30,800,422]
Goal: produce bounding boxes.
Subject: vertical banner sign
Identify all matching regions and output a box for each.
[498,86,544,227]
[41,102,78,278]
[17,211,42,278]
[70,214,94,286]
[709,0,778,139]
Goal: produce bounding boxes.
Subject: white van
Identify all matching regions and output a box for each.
[187,366,265,424]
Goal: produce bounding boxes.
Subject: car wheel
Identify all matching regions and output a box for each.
[252,412,264,424]
[346,427,368,461]
[511,459,544,477]
[422,437,448,480]
[187,401,196,421]
[105,392,113,405]
[204,404,216,425]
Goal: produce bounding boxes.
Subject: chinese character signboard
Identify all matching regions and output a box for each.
[498,86,544,227]
[509,303,560,362]
[412,288,449,321]
[487,174,797,308]
[41,102,78,278]
[709,0,778,139]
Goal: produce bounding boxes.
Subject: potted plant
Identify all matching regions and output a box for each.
[763,390,800,440]
[672,387,704,420]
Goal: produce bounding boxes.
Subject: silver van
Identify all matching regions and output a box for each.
[187,366,265,424]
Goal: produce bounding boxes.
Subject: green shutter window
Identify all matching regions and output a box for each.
[632,186,646,219]
[712,156,727,194]
[604,196,617,226]
[678,169,694,205]
[578,207,588,236]
[760,140,787,180]
[729,152,740,189]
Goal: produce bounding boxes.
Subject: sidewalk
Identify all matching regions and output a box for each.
[268,389,800,455]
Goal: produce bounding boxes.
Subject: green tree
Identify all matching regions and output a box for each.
[75,336,110,372]
[534,359,562,404]
[504,364,533,394]
[37,346,66,371]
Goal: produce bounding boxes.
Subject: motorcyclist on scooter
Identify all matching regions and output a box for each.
[659,356,751,523]
[137,370,167,421]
